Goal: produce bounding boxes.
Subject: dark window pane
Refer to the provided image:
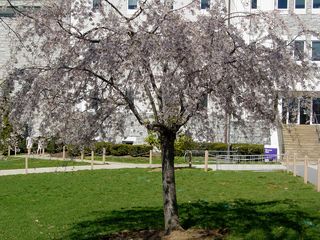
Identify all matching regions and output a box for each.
[165,0,174,9]
[201,0,210,9]
[312,41,320,61]
[128,0,138,9]
[251,0,257,9]
[313,98,320,124]
[93,0,101,10]
[314,0,320,8]
[295,0,305,8]
[278,0,288,9]
[294,41,304,61]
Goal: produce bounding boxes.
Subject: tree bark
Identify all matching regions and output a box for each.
[160,129,182,235]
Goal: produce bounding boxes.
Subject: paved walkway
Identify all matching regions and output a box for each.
[0,156,288,176]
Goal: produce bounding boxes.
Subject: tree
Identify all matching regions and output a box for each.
[3,0,318,234]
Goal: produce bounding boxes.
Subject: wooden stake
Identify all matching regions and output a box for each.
[293,153,297,177]
[81,150,84,162]
[317,159,320,192]
[91,151,94,170]
[286,152,289,173]
[25,148,30,174]
[188,151,192,168]
[205,150,208,172]
[102,148,106,164]
[149,150,153,167]
[62,146,66,161]
[304,155,308,184]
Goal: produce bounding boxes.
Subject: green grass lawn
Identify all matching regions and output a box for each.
[0,157,89,170]
[0,169,319,239]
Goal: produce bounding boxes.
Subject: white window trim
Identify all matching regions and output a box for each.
[293,40,306,62]
[294,0,306,14]
[276,0,289,13]
[311,40,320,62]
[128,0,138,11]
[312,0,320,13]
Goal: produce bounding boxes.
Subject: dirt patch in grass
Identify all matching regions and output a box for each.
[104,229,226,239]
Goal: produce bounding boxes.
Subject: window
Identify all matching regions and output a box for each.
[92,0,101,10]
[295,0,305,8]
[278,0,288,9]
[164,0,174,9]
[128,0,138,9]
[251,0,257,9]
[312,41,320,61]
[293,41,304,61]
[314,0,320,8]
[201,0,210,9]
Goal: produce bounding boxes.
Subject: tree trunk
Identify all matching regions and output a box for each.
[160,129,182,235]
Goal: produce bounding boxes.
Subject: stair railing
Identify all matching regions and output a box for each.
[313,113,320,142]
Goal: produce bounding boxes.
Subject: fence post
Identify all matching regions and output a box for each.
[188,151,192,168]
[91,151,94,170]
[62,146,66,161]
[317,159,320,192]
[102,148,106,164]
[25,148,30,174]
[304,155,308,184]
[14,146,17,156]
[149,150,153,167]
[42,147,45,156]
[81,150,84,162]
[286,152,289,173]
[204,150,208,172]
[293,153,297,177]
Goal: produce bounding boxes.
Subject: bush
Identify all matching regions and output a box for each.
[94,142,112,155]
[174,134,196,156]
[196,142,228,151]
[46,137,64,154]
[110,144,132,156]
[129,144,152,157]
[231,143,264,155]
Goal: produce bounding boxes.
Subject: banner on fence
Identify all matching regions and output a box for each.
[264,145,277,161]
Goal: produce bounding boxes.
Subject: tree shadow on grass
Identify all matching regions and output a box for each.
[63,199,320,240]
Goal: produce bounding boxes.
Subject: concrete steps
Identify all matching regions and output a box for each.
[282,125,320,161]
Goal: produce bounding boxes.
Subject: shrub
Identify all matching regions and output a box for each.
[129,144,152,157]
[231,143,264,155]
[110,144,132,156]
[144,131,160,148]
[94,142,112,155]
[174,134,196,156]
[46,137,63,154]
[196,142,228,151]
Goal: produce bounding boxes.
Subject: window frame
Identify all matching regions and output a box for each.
[295,0,305,9]
[313,0,320,8]
[312,41,320,61]
[293,40,305,61]
[200,0,210,10]
[277,0,288,9]
[251,0,257,9]
[128,0,138,10]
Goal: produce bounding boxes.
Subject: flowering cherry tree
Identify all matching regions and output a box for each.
[3,0,318,234]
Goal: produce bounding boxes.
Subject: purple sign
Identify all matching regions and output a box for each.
[264,147,277,161]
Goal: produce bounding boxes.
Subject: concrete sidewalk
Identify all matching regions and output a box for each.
[0,161,288,176]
